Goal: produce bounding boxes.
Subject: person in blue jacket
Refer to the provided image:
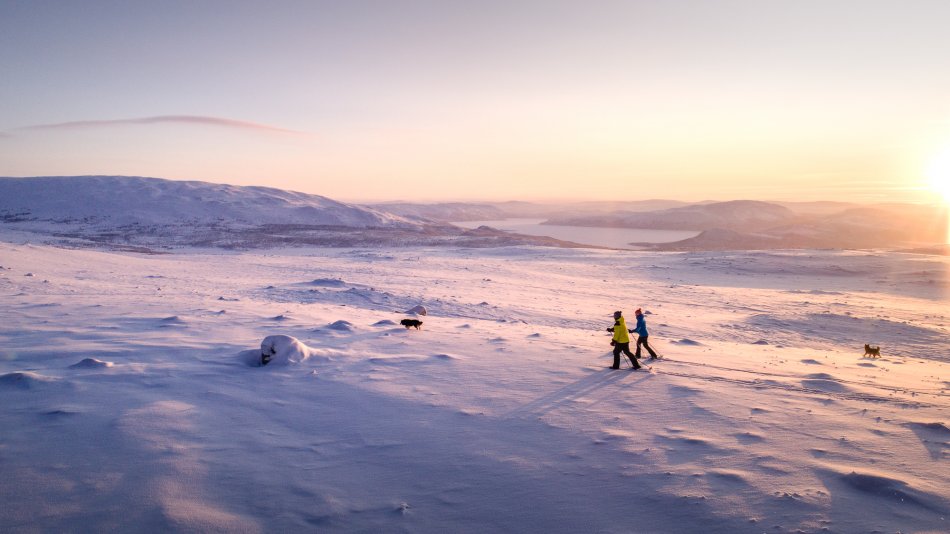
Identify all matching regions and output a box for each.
[631,308,659,360]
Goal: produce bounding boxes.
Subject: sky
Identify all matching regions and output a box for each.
[2,0,950,203]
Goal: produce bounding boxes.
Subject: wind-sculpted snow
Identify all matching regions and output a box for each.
[259,334,318,366]
[1,242,948,532]
[69,357,114,369]
[0,371,58,389]
[742,313,949,362]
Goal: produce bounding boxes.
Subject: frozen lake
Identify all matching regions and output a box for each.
[451,218,700,248]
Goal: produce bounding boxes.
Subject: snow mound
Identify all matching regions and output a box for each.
[906,421,950,435]
[805,372,836,379]
[310,278,347,287]
[69,357,113,369]
[673,338,702,346]
[801,378,850,393]
[373,319,397,326]
[405,305,428,316]
[259,335,316,366]
[0,371,56,389]
[159,315,187,327]
[327,320,354,331]
[835,471,949,512]
[904,422,950,460]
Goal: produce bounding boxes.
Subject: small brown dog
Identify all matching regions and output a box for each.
[864,344,881,358]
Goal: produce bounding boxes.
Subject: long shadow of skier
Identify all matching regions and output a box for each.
[506,363,652,419]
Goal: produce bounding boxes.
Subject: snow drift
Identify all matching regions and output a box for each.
[259,335,316,366]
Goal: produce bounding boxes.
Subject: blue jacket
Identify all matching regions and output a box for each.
[631,314,648,337]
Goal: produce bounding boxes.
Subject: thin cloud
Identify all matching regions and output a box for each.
[17,115,304,135]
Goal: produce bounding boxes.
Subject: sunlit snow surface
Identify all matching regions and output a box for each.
[1,242,948,532]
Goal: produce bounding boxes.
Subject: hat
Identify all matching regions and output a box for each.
[635,308,642,315]
[613,310,622,316]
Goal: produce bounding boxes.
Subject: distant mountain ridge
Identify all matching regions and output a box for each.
[0,176,408,228]
[546,200,798,231]
[371,199,690,222]
[645,203,948,251]
[0,176,588,250]
[2,176,945,252]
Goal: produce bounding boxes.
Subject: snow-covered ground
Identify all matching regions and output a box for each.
[1,241,948,532]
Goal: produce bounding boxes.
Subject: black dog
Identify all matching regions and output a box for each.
[401,319,423,330]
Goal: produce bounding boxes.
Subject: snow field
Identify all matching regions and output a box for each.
[0,242,948,532]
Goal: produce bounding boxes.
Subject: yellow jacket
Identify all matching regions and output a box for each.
[611,316,630,343]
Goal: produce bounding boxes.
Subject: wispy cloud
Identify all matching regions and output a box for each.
[16,115,304,135]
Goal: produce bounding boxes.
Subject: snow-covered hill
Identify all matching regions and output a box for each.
[368,202,508,222]
[0,176,409,228]
[0,176,585,250]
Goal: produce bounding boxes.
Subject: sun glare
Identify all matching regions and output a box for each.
[926,146,950,203]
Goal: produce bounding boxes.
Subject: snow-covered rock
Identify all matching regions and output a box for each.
[260,335,315,366]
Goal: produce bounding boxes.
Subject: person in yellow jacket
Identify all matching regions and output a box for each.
[606,311,642,370]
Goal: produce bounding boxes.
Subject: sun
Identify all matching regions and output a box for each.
[926,146,950,203]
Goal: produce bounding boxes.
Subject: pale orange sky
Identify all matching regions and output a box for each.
[2,1,949,203]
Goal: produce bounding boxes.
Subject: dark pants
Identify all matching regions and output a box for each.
[612,342,640,369]
[636,335,658,358]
